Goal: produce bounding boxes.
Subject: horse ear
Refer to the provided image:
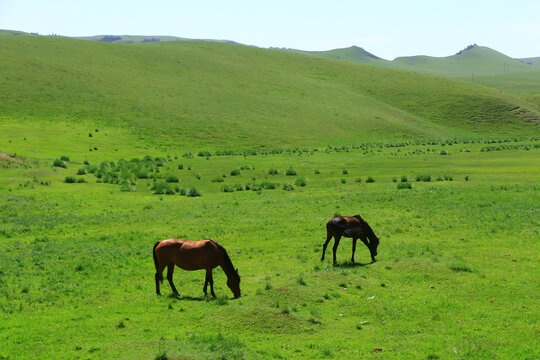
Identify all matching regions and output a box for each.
[235,268,239,273]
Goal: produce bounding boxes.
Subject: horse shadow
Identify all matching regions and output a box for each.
[167,294,240,302]
[167,294,205,301]
[333,260,375,268]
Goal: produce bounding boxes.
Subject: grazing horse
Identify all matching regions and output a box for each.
[321,215,380,264]
[153,239,241,298]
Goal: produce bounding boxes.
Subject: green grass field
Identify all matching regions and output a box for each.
[1,139,539,359]
[1,33,539,359]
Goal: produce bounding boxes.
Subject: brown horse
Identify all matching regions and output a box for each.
[153,239,241,298]
[321,215,380,265]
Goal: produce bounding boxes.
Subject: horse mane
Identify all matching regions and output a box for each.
[353,214,364,222]
[352,215,378,244]
[208,239,238,279]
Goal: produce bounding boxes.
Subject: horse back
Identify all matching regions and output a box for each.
[155,239,220,271]
[327,215,367,237]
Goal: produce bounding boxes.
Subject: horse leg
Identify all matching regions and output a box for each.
[360,236,375,262]
[155,263,165,295]
[351,238,357,263]
[332,235,341,265]
[203,272,209,296]
[321,232,333,261]
[166,264,179,296]
[206,269,216,298]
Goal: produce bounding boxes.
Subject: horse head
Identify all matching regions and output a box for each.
[227,268,241,298]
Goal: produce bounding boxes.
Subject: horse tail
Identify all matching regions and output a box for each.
[153,241,163,283]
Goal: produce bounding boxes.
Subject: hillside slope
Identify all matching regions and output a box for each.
[0,34,538,151]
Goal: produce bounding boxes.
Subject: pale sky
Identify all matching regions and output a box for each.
[1,0,539,60]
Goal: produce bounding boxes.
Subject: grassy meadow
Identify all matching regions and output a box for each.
[1,133,539,359]
[1,33,539,359]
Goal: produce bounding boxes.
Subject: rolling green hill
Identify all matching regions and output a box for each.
[295,44,538,77]
[285,46,387,66]
[0,33,538,155]
[285,44,540,106]
[390,45,535,77]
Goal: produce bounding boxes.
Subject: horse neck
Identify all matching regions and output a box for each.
[217,246,236,278]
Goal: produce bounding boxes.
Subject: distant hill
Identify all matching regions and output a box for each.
[279,44,540,106]
[286,44,538,78]
[76,34,189,44]
[390,45,536,77]
[284,46,388,66]
[518,57,540,66]
[0,33,538,151]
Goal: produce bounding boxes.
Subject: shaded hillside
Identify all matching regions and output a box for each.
[0,34,538,151]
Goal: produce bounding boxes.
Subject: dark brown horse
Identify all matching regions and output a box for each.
[153,239,241,298]
[321,215,380,264]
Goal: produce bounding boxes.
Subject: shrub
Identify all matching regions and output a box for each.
[246,183,262,191]
[77,168,86,175]
[60,156,70,162]
[268,168,279,175]
[197,151,211,157]
[165,174,179,183]
[341,178,346,184]
[211,176,224,183]
[152,182,175,195]
[53,159,67,168]
[186,187,202,197]
[261,181,277,190]
[416,175,431,182]
[64,176,77,183]
[177,164,184,170]
[314,169,320,174]
[77,177,86,183]
[221,185,235,193]
[355,178,362,183]
[135,169,149,179]
[120,184,135,192]
[342,169,349,175]
[282,183,295,191]
[230,169,241,176]
[295,177,307,187]
[439,149,449,155]
[465,175,469,181]
[285,167,297,176]
[397,182,412,189]
[366,176,375,183]
[401,175,408,182]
